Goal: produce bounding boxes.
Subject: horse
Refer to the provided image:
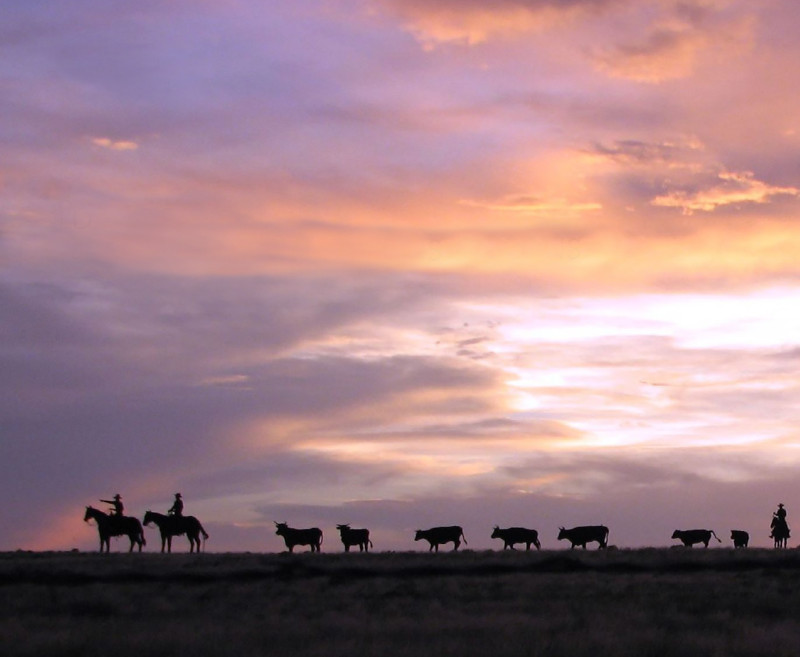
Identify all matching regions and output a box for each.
[83,506,146,553]
[143,510,209,553]
[771,517,790,548]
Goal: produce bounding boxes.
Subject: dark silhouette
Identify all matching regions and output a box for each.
[335,524,373,552]
[491,526,541,551]
[168,492,184,517]
[671,529,721,547]
[274,522,323,553]
[557,525,609,550]
[99,493,124,516]
[770,503,790,548]
[414,526,467,552]
[83,505,145,553]
[143,510,209,553]
[772,524,790,548]
[730,530,749,548]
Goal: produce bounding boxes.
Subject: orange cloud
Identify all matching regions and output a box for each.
[378,0,620,45]
[91,137,139,151]
[591,7,754,83]
[652,171,799,214]
[459,195,602,216]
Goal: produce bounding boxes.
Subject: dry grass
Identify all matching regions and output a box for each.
[4,549,800,656]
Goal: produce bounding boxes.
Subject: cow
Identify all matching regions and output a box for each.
[336,524,373,552]
[671,529,721,548]
[414,526,467,552]
[557,525,609,550]
[491,526,541,551]
[274,522,323,553]
[730,530,749,548]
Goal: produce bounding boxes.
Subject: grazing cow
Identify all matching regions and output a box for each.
[491,526,541,551]
[336,524,373,552]
[671,529,721,547]
[274,522,323,553]
[731,530,749,548]
[557,525,609,550]
[414,526,467,552]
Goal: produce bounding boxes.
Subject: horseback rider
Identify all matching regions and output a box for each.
[100,494,124,517]
[168,492,184,517]
[771,502,789,537]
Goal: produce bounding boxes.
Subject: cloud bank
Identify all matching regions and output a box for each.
[3,0,800,552]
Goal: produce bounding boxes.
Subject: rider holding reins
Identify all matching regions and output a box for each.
[771,502,789,539]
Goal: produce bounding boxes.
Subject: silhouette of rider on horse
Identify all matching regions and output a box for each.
[771,503,790,542]
[100,494,124,517]
[168,492,184,517]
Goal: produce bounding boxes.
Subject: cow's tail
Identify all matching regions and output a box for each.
[461,529,468,546]
[602,525,610,548]
[711,530,721,543]
[369,539,374,548]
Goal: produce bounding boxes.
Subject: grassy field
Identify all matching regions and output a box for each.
[4,548,800,656]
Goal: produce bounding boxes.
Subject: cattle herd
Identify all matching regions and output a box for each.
[83,507,766,553]
[272,521,758,553]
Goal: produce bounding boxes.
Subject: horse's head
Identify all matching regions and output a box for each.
[83,506,97,523]
[143,510,154,526]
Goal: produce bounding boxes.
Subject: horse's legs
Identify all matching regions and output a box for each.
[161,535,166,553]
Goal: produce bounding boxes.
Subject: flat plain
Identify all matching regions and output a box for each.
[4,548,800,657]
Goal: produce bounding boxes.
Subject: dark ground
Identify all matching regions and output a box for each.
[3,548,800,657]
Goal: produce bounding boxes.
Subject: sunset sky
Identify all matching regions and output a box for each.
[4,0,800,552]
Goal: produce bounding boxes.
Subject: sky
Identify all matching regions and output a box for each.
[3,0,800,553]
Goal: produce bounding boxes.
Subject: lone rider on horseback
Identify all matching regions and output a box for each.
[771,502,790,540]
[168,492,184,517]
[100,494,124,517]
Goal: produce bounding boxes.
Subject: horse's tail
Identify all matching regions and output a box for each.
[199,523,209,540]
